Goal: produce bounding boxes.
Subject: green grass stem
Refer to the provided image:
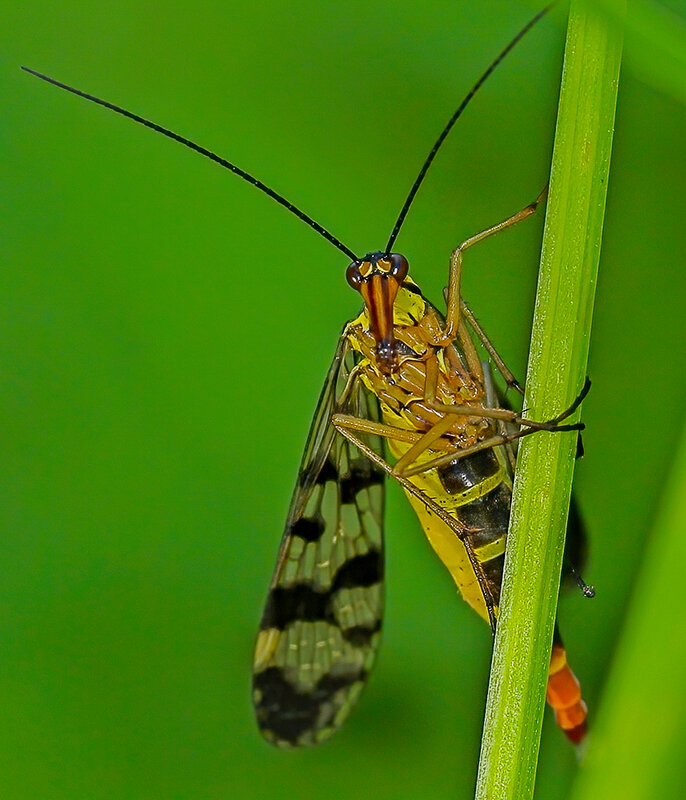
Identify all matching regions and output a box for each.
[474,3,624,798]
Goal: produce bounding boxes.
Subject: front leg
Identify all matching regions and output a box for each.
[439,187,548,346]
[331,415,499,630]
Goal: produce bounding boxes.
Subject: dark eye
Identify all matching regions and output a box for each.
[346,261,364,290]
[388,253,409,282]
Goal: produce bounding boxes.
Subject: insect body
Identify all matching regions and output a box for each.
[253,246,591,747]
[24,3,591,754]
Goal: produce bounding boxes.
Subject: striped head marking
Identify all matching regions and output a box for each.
[346,251,409,373]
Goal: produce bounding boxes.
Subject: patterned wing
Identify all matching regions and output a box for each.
[252,334,385,747]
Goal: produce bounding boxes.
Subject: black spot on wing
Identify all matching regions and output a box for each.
[261,585,334,630]
[339,462,384,504]
[331,550,383,592]
[254,666,365,746]
[317,456,340,485]
[261,550,383,630]
[340,620,382,647]
[296,454,339,492]
[290,514,326,543]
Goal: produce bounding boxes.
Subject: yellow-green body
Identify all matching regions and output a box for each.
[346,280,513,621]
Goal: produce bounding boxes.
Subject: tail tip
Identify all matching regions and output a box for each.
[564,719,588,746]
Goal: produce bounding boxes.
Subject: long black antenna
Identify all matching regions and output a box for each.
[385,4,553,253]
[21,66,358,262]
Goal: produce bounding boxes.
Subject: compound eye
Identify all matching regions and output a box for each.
[346,261,364,290]
[388,253,409,282]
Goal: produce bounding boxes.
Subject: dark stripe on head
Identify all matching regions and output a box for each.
[331,550,383,592]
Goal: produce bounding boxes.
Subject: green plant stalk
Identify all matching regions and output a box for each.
[474,3,624,799]
[569,420,686,799]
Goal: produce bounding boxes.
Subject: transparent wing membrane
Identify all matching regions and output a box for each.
[252,338,386,747]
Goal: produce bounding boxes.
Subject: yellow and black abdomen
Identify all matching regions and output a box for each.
[403,442,589,744]
[369,330,510,622]
[389,434,512,623]
[437,448,511,609]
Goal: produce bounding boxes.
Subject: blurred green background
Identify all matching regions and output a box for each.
[3,1,685,798]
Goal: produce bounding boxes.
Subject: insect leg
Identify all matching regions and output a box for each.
[330,413,451,449]
[483,361,517,472]
[398,380,590,478]
[332,417,498,629]
[403,420,585,479]
[428,403,585,434]
[335,394,584,480]
[429,375,589,430]
[391,415,464,476]
[437,291,522,393]
[402,431,527,478]
[441,186,548,345]
[460,298,524,394]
